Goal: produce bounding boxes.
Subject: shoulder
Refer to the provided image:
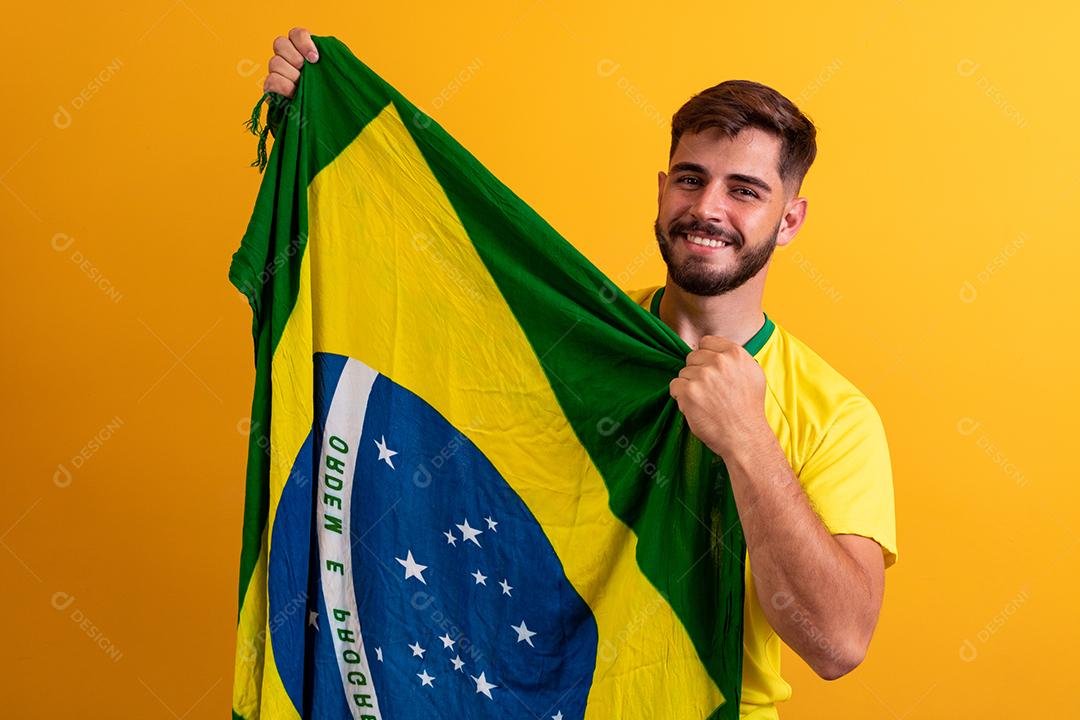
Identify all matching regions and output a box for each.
[763,321,897,567]
[761,320,880,419]
[622,284,662,311]
[758,321,887,472]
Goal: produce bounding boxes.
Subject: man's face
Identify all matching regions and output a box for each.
[655,126,798,296]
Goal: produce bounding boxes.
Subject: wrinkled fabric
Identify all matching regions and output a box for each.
[229,36,745,720]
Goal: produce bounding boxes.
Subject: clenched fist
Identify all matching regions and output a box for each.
[262,27,319,99]
[669,335,770,460]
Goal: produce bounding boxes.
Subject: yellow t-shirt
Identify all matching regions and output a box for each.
[625,285,898,719]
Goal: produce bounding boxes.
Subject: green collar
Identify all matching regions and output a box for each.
[650,286,775,356]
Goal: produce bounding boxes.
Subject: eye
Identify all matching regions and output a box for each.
[677,175,703,186]
[733,187,759,198]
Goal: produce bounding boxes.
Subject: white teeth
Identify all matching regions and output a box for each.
[684,233,730,248]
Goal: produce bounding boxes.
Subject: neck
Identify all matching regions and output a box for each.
[658,272,767,350]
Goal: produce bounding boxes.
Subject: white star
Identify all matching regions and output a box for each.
[308,610,318,627]
[451,655,465,671]
[485,515,498,531]
[444,530,457,546]
[374,435,398,468]
[439,633,456,649]
[499,579,513,596]
[552,713,564,720]
[417,670,435,687]
[512,620,537,647]
[375,647,383,662]
[472,569,488,585]
[396,550,428,584]
[409,641,426,658]
[470,671,498,699]
[456,519,483,547]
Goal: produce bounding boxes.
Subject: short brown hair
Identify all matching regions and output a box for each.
[670,80,817,195]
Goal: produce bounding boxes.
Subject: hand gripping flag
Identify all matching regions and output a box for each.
[229,36,746,720]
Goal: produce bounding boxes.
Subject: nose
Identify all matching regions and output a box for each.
[687,181,730,228]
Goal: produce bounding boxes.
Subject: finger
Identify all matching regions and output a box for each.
[268,55,300,84]
[264,73,296,99]
[273,35,305,70]
[685,348,721,366]
[288,26,318,63]
[669,377,687,399]
[678,366,704,380]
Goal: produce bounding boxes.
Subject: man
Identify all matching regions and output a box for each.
[261,28,897,719]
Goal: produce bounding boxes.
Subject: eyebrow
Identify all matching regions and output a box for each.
[669,162,774,195]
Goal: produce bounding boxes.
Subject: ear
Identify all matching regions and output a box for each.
[776,196,808,248]
[657,170,667,208]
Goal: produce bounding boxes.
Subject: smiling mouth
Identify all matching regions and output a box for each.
[679,232,735,249]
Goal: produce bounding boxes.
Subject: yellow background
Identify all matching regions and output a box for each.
[4,1,1076,717]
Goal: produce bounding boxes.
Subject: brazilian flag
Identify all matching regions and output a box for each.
[229,36,746,720]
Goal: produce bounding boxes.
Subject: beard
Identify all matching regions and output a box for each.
[654,217,780,297]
